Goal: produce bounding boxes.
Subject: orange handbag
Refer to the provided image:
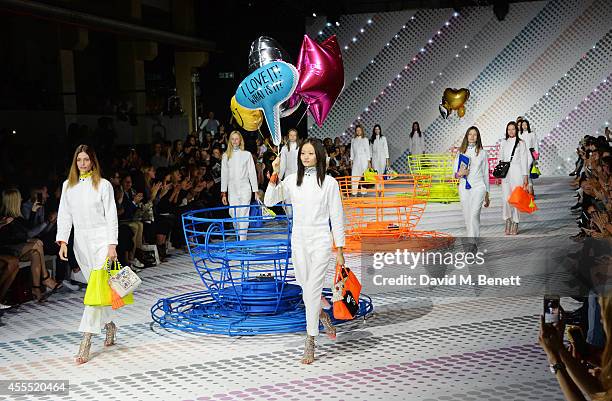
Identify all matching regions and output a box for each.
[332,263,362,320]
[508,186,538,214]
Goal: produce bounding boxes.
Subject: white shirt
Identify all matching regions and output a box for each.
[350,136,371,163]
[221,149,258,193]
[56,177,118,245]
[264,169,345,247]
[500,138,529,177]
[454,146,490,191]
[279,142,299,179]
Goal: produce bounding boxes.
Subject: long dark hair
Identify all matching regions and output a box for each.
[296,138,327,187]
[505,121,520,140]
[519,119,531,134]
[410,121,421,138]
[459,126,483,155]
[370,124,383,144]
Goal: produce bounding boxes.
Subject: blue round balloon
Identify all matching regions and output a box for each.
[235,61,298,146]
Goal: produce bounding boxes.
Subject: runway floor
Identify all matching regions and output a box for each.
[0,176,578,401]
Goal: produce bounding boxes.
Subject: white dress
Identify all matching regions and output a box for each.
[409,132,425,155]
[56,176,118,334]
[500,138,529,223]
[371,136,389,174]
[454,146,490,239]
[221,149,258,241]
[264,168,345,337]
[350,136,371,195]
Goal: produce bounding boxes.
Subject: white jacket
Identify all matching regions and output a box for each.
[279,142,299,180]
[221,149,258,194]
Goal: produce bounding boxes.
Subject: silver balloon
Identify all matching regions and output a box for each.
[248,36,301,117]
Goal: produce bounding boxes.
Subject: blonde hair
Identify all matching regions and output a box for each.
[0,188,23,218]
[224,131,245,160]
[596,295,612,400]
[68,144,102,190]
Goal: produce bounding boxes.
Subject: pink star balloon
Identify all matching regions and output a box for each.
[291,35,344,127]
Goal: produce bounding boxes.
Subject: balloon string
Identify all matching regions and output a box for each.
[296,104,309,126]
[258,128,279,157]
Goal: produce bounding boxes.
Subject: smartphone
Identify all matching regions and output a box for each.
[544,295,560,324]
[36,193,43,203]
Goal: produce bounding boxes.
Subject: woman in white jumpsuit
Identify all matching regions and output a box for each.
[350,125,372,196]
[221,131,259,241]
[265,138,345,365]
[56,144,119,364]
[279,128,300,179]
[519,119,538,195]
[454,126,490,240]
[408,121,425,155]
[279,128,300,217]
[370,124,389,175]
[500,121,529,235]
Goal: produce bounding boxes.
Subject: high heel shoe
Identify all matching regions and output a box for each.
[31,286,47,303]
[511,222,519,235]
[104,322,117,346]
[301,335,315,364]
[75,333,92,364]
[41,273,63,300]
[504,219,512,235]
[319,309,336,340]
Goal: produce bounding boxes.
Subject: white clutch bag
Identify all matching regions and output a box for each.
[108,265,142,298]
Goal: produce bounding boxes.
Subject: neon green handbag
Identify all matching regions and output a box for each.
[84,259,134,307]
[363,168,378,183]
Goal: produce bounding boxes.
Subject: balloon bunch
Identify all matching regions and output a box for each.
[232,35,344,147]
[439,88,470,119]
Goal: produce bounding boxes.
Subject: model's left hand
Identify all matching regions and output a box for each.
[107,244,118,261]
[483,193,490,208]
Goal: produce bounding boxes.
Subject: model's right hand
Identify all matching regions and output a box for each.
[272,157,280,173]
[221,192,228,206]
[59,242,68,261]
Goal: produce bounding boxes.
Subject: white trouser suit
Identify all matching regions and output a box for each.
[264,168,345,336]
[454,147,490,239]
[350,136,371,195]
[56,177,119,335]
[409,132,425,155]
[371,136,389,175]
[221,148,259,241]
[521,130,538,188]
[500,138,529,223]
[279,142,299,217]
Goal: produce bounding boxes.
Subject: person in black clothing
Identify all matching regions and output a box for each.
[0,188,61,302]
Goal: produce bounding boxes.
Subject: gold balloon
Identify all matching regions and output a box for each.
[440,88,470,118]
[230,96,263,131]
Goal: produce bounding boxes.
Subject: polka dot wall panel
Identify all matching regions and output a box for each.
[306,0,612,175]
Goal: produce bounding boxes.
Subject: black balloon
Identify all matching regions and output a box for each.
[248,36,300,117]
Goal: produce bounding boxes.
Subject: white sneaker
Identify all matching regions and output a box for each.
[0,303,11,310]
[62,280,80,291]
[131,258,144,268]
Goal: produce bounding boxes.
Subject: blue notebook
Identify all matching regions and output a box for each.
[457,154,471,189]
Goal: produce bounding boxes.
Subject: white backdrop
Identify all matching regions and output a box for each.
[306,0,612,175]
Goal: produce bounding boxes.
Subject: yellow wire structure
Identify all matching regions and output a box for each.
[407,153,459,203]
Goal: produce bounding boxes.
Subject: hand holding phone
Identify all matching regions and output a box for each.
[544,295,560,324]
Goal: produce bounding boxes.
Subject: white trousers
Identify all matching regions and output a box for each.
[228,186,252,241]
[501,179,522,223]
[78,261,115,335]
[351,160,369,195]
[459,184,486,239]
[74,228,115,335]
[292,228,332,336]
